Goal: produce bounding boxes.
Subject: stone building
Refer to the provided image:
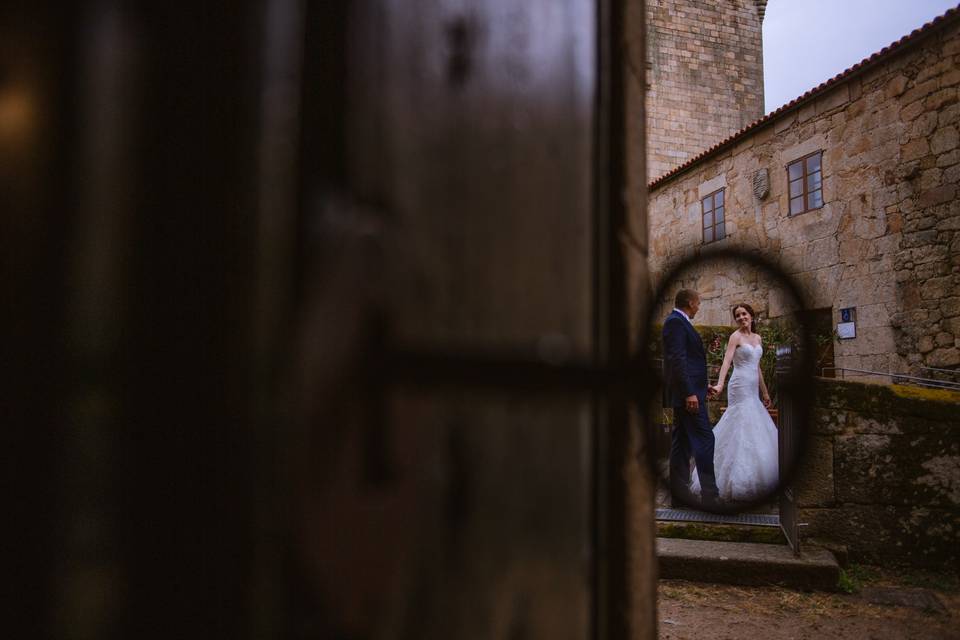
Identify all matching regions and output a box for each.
[646,0,767,180]
[644,7,960,377]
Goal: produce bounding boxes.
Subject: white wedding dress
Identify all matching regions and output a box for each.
[691,342,779,502]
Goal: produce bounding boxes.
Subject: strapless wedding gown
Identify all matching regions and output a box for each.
[691,342,779,502]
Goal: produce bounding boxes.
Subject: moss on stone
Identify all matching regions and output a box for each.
[815,378,960,422]
[656,521,786,545]
[799,504,960,569]
[891,383,960,404]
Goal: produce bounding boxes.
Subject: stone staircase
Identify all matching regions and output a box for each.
[655,508,841,591]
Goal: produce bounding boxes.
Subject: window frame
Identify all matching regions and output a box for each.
[786,150,824,216]
[701,188,726,245]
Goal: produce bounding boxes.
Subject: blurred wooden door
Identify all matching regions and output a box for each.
[286,2,629,638]
[6,1,646,638]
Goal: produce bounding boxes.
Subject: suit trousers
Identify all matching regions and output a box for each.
[669,397,719,501]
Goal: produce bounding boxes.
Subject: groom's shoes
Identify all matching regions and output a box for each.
[700,494,721,511]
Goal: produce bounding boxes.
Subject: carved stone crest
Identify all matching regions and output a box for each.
[753,168,770,200]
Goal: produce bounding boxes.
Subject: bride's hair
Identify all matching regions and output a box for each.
[732,303,757,332]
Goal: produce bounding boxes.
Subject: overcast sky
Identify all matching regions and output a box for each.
[763,0,959,113]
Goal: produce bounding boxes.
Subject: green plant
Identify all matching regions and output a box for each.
[649,322,796,403]
[647,320,835,405]
[837,564,879,593]
[756,321,807,402]
[837,569,859,594]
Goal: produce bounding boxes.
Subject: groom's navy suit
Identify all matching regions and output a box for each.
[662,309,719,503]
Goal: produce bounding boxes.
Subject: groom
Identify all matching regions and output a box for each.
[662,289,720,509]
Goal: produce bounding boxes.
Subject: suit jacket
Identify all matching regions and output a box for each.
[661,310,709,408]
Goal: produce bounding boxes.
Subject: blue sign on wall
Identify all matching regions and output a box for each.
[838,307,856,339]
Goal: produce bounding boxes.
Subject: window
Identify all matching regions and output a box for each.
[787,151,823,215]
[701,188,725,244]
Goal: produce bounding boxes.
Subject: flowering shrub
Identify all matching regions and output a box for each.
[648,318,836,430]
[648,320,827,403]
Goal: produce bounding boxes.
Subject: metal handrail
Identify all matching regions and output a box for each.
[920,366,960,377]
[821,366,960,391]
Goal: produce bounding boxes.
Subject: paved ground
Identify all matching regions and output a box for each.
[658,576,959,640]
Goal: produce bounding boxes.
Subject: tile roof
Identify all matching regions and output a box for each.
[648,4,960,191]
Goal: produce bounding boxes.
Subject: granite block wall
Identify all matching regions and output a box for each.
[646,0,766,180]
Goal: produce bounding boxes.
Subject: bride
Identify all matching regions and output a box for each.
[691,303,779,503]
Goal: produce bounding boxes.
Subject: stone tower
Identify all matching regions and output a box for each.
[646,0,767,180]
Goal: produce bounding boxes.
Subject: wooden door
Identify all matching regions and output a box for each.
[7,1,653,638]
[285,2,616,637]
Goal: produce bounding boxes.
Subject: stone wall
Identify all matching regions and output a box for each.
[646,0,765,181]
[796,378,960,568]
[645,15,960,377]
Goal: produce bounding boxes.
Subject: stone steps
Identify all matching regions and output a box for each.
[657,519,787,545]
[657,537,840,591]
[655,505,785,545]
